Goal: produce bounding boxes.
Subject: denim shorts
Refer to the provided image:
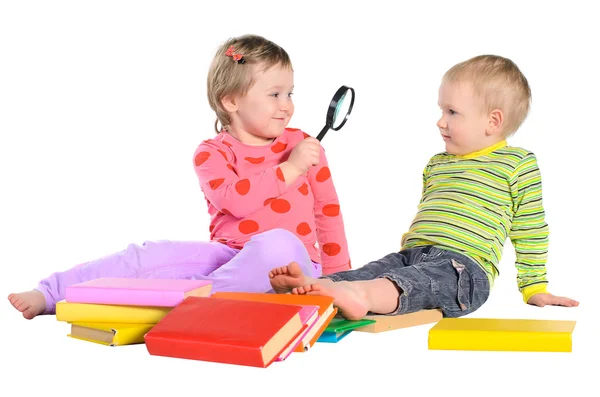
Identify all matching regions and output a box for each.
[324,246,490,318]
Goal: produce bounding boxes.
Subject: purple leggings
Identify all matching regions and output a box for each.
[36,228,321,314]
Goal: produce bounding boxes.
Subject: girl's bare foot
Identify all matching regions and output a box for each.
[8,290,46,319]
[269,261,320,294]
[293,282,370,320]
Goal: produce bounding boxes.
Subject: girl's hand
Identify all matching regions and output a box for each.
[285,137,321,175]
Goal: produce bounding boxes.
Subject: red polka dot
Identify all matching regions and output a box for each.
[217,150,228,161]
[264,197,275,206]
[209,225,215,233]
[222,141,232,147]
[322,204,340,217]
[322,243,341,256]
[227,164,235,172]
[270,199,291,213]
[286,128,300,132]
[217,238,228,244]
[271,142,288,153]
[298,183,309,195]
[235,179,250,195]
[194,151,210,166]
[296,222,311,236]
[209,178,225,189]
[303,132,310,139]
[220,208,232,216]
[316,167,331,182]
[276,167,285,182]
[239,220,259,234]
[245,156,265,164]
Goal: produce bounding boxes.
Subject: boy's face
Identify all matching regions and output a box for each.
[229,63,294,145]
[437,81,494,156]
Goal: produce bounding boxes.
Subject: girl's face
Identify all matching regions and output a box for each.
[227,63,294,145]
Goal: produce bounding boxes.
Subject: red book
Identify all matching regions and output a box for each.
[144,297,304,368]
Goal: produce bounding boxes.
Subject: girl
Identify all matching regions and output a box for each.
[9,34,351,319]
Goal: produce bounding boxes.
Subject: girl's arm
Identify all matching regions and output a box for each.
[193,140,302,219]
[308,144,351,275]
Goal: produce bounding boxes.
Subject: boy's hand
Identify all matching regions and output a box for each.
[527,293,579,307]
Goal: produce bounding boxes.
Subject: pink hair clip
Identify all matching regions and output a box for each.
[225,45,245,64]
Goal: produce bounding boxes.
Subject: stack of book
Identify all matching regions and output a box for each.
[143,292,339,367]
[55,277,212,346]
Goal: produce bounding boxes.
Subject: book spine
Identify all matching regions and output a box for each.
[428,330,572,352]
[56,304,171,323]
[65,287,183,307]
[145,334,265,367]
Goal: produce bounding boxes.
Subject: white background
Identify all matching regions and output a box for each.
[1,1,598,396]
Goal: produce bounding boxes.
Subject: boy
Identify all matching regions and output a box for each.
[269,55,578,319]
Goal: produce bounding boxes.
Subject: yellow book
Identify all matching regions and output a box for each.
[68,322,155,346]
[56,300,171,323]
[428,318,576,352]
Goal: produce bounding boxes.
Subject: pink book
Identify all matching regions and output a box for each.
[65,277,213,307]
[276,305,319,361]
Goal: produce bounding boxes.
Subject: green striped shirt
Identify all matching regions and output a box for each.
[401,140,549,302]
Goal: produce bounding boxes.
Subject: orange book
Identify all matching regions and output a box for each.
[211,292,336,352]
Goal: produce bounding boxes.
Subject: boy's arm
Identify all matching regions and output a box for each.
[193,140,302,219]
[509,153,550,303]
[308,144,351,275]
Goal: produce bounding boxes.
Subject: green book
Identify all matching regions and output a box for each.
[325,317,376,333]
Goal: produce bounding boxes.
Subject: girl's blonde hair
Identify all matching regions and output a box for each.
[443,55,532,137]
[207,34,293,133]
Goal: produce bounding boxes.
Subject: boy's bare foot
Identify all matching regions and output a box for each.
[8,290,46,319]
[269,261,320,294]
[293,282,369,320]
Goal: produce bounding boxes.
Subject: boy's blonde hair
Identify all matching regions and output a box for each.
[207,34,293,133]
[443,55,531,137]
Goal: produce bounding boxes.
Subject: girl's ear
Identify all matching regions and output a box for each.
[221,95,238,113]
[487,108,504,136]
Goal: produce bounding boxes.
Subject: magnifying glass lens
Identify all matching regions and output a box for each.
[332,90,352,129]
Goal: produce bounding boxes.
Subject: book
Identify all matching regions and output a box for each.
[144,297,306,368]
[276,304,319,361]
[428,318,577,352]
[316,317,375,343]
[355,310,442,333]
[324,316,376,333]
[65,277,212,307]
[68,322,155,346]
[55,300,172,324]
[317,329,353,343]
[210,292,336,352]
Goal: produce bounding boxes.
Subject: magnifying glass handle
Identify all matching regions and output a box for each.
[316,124,329,141]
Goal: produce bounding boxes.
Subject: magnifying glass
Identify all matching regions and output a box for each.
[316,85,355,141]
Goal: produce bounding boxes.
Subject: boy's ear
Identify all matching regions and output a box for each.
[487,109,504,136]
[221,95,238,113]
